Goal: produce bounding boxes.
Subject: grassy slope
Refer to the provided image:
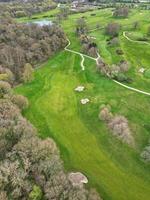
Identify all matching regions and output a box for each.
[15,8,150,200]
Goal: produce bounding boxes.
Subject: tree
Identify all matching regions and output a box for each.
[88,189,102,200]
[96,58,111,77]
[22,63,34,83]
[133,21,140,30]
[113,7,129,18]
[0,81,11,98]
[108,115,134,145]
[11,94,29,110]
[119,60,129,73]
[76,18,88,35]
[105,23,120,37]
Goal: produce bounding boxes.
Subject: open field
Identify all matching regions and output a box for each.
[15,8,150,200]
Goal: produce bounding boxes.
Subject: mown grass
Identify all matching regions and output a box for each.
[15,8,150,200]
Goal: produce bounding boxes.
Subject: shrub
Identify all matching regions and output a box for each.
[140,145,150,162]
[99,106,113,122]
[91,13,96,16]
[116,49,124,55]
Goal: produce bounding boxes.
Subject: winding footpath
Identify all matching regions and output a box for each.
[64,32,150,96]
[64,38,96,71]
[123,31,150,46]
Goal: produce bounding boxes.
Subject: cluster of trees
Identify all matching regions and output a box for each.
[76,18,98,57]
[97,58,131,82]
[0,0,56,18]
[97,22,132,82]
[80,34,98,57]
[0,81,101,200]
[99,105,134,146]
[76,18,88,36]
[0,18,67,82]
[56,7,70,22]
[113,6,129,18]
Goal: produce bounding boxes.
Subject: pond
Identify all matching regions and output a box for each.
[29,20,53,26]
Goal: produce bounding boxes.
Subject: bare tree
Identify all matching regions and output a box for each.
[105,23,120,37]
[113,7,129,18]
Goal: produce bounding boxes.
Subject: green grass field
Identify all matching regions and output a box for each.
[15,8,150,200]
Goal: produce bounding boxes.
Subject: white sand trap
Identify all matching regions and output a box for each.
[139,68,145,73]
[89,36,96,40]
[68,172,88,186]
[75,86,85,92]
[80,98,90,104]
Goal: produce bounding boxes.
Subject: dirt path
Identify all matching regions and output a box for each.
[123,31,150,46]
[113,80,150,96]
[64,38,96,71]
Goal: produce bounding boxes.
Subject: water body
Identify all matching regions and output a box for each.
[29,20,53,26]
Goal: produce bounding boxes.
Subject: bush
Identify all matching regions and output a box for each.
[15,11,26,18]
[116,49,124,55]
[99,105,113,122]
[91,13,96,16]
[137,37,148,41]
[115,73,130,83]
[140,145,150,162]
[144,69,150,79]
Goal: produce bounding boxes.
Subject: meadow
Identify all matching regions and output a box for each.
[15,8,150,200]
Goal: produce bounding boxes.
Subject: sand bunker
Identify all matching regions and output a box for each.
[80,98,90,104]
[139,68,145,73]
[75,86,85,92]
[68,172,88,186]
